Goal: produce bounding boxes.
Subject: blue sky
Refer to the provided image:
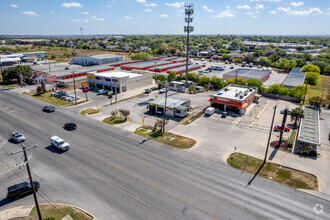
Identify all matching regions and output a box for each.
[1,0,330,35]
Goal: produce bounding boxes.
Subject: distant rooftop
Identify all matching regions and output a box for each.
[149,97,187,108]
[89,54,119,59]
[92,71,140,79]
[224,68,270,80]
[282,67,306,88]
[122,60,171,68]
[212,84,257,101]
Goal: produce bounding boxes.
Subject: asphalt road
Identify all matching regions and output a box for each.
[0,89,329,220]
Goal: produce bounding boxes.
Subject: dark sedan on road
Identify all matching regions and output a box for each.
[7,181,40,200]
[43,105,56,112]
[64,122,77,130]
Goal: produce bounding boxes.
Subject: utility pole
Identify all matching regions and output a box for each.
[278,107,289,148]
[12,145,42,220]
[235,70,238,84]
[263,105,277,164]
[184,3,194,88]
[80,27,83,39]
[72,71,77,105]
[48,59,51,72]
[162,84,168,134]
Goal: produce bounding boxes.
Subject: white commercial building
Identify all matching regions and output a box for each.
[87,70,153,94]
[70,54,123,66]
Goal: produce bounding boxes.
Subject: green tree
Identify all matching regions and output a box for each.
[268,54,279,63]
[221,54,233,61]
[296,46,305,52]
[325,64,330,75]
[289,85,306,99]
[210,76,224,90]
[111,109,118,118]
[131,52,150,60]
[253,50,264,57]
[244,54,255,63]
[308,96,322,108]
[301,64,320,73]
[247,78,262,90]
[290,107,304,128]
[154,75,167,88]
[305,72,320,85]
[119,109,130,121]
[226,77,247,86]
[266,84,290,96]
[313,61,327,74]
[2,65,31,84]
[198,75,210,86]
[167,72,176,81]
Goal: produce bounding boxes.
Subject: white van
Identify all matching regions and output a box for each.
[211,66,225,71]
[205,107,215,116]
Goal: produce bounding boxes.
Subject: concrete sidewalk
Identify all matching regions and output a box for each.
[0,205,34,220]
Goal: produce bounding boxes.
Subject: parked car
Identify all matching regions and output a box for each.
[221,112,228,118]
[202,64,206,67]
[64,122,77,130]
[205,107,215,116]
[43,105,56,112]
[159,88,169,94]
[51,91,59,97]
[7,181,40,200]
[249,63,253,68]
[258,65,261,69]
[225,60,229,64]
[97,89,108,95]
[50,136,70,151]
[274,125,290,132]
[230,64,234,69]
[11,132,25,143]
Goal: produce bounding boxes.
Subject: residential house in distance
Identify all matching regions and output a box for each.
[140,46,150,51]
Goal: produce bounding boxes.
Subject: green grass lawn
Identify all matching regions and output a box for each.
[23,91,88,107]
[25,204,93,220]
[306,75,330,101]
[103,116,127,125]
[80,108,100,115]
[227,153,317,190]
[135,126,196,149]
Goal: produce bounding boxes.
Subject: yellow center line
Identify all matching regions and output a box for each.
[250,101,270,127]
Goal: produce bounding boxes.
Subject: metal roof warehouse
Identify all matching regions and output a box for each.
[297,106,320,146]
[148,62,186,72]
[282,67,306,89]
[166,64,201,75]
[121,60,171,71]
[223,68,271,82]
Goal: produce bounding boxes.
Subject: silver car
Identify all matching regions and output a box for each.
[12,132,25,143]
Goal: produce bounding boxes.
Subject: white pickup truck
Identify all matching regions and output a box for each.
[50,136,70,151]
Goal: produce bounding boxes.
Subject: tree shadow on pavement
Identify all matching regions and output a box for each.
[136,138,151,146]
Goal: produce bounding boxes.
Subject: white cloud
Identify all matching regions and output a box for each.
[136,0,146,3]
[72,19,88,22]
[291,2,304,7]
[144,9,152,12]
[10,4,18,8]
[122,24,127,27]
[278,7,291,12]
[269,10,277,14]
[106,4,111,8]
[226,6,231,9]
[61,2,82,8]
[255,4,264,9]
[237,5,251,10]
[212,10,235,18]
[289,7,322,16]
[124,16,132,19]
[165,2,185,8]
[251,15,258,18]
[22,11,40,17]
[145,2,157,7]
[160,14,169,17]
[85,19,89,22]
[50,11,55,14]
[203,6,213,13]
[91,16,105,21]
[80,11,89,15]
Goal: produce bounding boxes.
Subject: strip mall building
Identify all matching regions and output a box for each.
[209,84,259,114]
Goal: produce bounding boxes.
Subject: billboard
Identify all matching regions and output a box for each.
[47,75,57,82]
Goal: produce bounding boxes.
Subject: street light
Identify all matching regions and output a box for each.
[184,3,194,89]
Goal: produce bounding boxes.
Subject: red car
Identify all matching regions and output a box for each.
[274,125,290,132]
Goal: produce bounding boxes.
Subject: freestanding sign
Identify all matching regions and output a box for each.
[47,75,57,82]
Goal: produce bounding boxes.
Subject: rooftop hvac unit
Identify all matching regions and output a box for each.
[235,92,238,97]
[244,90,248,96]
[225,88,229,91]
[249,88,252,92]
[239,95,244,99]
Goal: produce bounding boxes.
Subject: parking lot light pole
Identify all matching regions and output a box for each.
[184,3,194,88]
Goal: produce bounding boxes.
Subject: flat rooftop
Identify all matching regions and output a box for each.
[283,67,306,88]
[93,71,140,79]
[148,56,167,61]
[89,54,120,59]
[110,60,142,66]
[224,68,270,79]
[149,97,187,108]
[297,106,320,146]
[167,64,200,72]
[212,84,257,101]
[151,63,186,70]
[160,56,178,61]
[122,60,171,68]
[171,58,186,62]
